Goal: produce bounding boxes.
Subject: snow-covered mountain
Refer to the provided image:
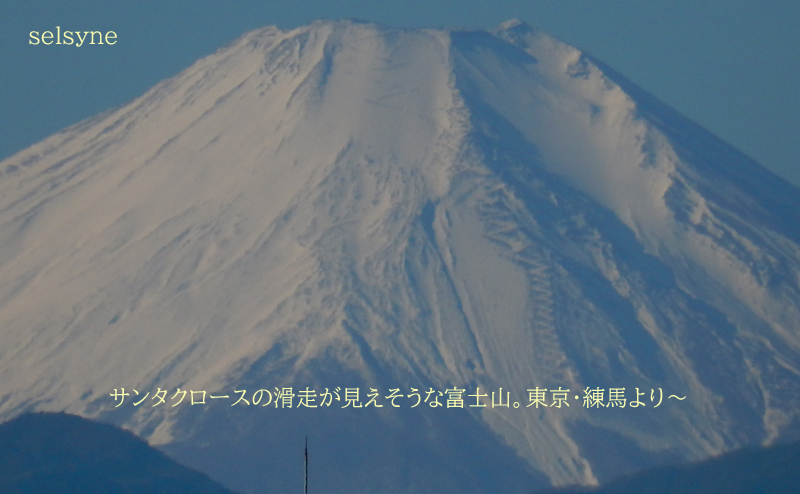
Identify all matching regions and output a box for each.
[1,19,799,494]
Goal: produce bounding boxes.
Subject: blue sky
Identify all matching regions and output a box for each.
[1,0,798,185]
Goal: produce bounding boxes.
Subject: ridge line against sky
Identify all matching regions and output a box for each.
[0,1,798,186]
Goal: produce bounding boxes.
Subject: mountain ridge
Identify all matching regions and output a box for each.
[0,412,239,493]
[532,436,800,494]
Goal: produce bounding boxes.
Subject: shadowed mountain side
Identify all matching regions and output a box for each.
[531,438,800,494]
[0,412,240,494]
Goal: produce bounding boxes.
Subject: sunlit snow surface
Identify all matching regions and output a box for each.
[1,19,799,493]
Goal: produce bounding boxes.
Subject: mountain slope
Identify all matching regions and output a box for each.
[0,19,798,494]
[0,412,239,493]
[532,437,800,494]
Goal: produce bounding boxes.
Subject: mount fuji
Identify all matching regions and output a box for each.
[1,19,799,494]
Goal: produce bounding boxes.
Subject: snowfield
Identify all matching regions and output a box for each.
[1,19,799,494]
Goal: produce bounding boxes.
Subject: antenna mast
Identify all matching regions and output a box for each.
[304,436,308,494]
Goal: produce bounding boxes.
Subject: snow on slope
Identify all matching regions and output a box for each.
[1,19,799,493]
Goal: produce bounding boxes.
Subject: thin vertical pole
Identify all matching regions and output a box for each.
[304,436,308,494]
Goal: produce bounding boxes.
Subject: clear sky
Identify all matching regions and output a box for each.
[1,0,798,185]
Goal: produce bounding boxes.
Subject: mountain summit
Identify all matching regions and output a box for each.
[1,19,799,494]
